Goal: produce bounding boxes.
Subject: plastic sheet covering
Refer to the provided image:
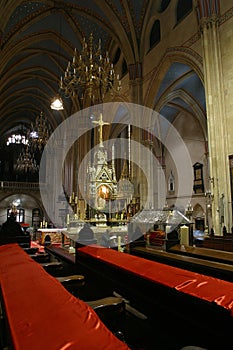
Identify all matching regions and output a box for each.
[0,244,129,350]
[130,209,190,233]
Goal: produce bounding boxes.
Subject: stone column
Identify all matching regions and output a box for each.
[197,2,232,233]
[128,63,145,206]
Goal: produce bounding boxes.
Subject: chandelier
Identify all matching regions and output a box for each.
[60,33,121,104]
[15,146,38,173]
[6,133,28,146]
[6,124,29,146]
[29,112,51,151]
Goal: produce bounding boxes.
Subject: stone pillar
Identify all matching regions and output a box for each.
[128,62,143,105]
[197,1,232,233]
[128,63,145,206]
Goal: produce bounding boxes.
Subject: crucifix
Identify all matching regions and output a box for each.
[92,113,109,147]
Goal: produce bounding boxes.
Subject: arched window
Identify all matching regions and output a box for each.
[113,47,121,65]
[7,208,24,223]
[168,170,175,193]
[122,58,128,76]
[177,0,192,23]
[32,208,41,228]
[158,0,171,13]
[149,20,161,49]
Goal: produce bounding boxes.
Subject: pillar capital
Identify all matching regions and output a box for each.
[195,0,220,30]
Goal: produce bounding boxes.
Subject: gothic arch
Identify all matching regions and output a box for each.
[193,203,205,218]
[144,46,204,109]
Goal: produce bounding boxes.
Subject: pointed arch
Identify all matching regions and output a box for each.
[144,46,203,109]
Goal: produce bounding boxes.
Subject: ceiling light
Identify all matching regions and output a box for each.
[50,95,64,110]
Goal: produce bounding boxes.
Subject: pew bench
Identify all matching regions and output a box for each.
[40,261,64,274]
[29,252,50,263]
[23,247,39,254]
[0,244,129,350]
[86,296,124,310]
[169,244,233,265]
[0,235,30,248]
[131,245,233,282]
[56,274,85,296]
[86,296,125,336]
[76,245,233,350]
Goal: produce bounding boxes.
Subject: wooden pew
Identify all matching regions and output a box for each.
[200,236,233,252]
[0,235,30,248]
[131,246,233,282]
[169,244,233,265]
[76,245,233,350]
[0,244,129,350]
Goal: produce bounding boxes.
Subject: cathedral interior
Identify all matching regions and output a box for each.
[1,1,233,349]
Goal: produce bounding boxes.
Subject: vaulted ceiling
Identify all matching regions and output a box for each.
[0,0,150,142]
[0,0,206,147]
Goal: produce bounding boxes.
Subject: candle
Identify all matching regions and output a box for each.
[118,236,121,251]
[180,225,189,246]
[66,214,70,225]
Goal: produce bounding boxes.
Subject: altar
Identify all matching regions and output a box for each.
[37,228,67,245]
[63,224,128,249]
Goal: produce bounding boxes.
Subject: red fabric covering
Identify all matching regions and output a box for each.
[78,245,233,316]
[31,240,45,253]
[20,223,30,227]
[0,244,129,350]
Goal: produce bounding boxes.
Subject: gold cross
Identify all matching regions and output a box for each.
[92,113,109,146]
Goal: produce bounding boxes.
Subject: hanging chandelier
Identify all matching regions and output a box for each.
[59,33,121,105]
[15,146,38,173]
[6,133,28,146]
[6,124,29,146]
[29,112,51,151]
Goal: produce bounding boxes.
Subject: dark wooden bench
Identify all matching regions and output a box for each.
[131,246,233,282]
[86,296,125,336]
[169,244,233,265]
[0,235,30,248]
[76,245,233,350]
[40,261,63,273]
[0,244,129,350]
[56,274,85,297]
[30,252,50,263]
[23,247,39,254]
[45,245,75,264]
